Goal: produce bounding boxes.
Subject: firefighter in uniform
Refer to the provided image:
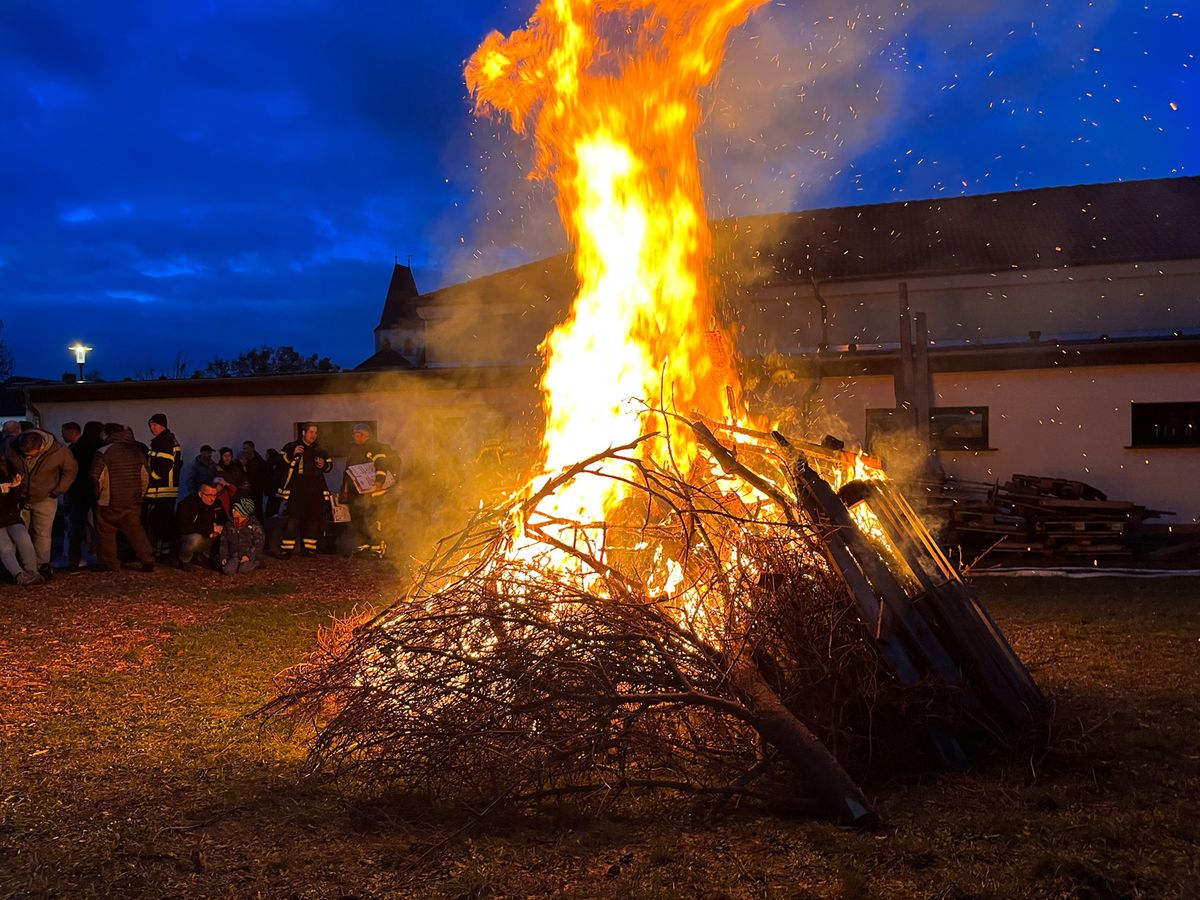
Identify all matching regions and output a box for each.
[342,422,395,558]
[277,423,333,557]
[144,413,182,558]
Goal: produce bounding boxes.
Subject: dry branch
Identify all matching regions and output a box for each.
[264,415,1037,825]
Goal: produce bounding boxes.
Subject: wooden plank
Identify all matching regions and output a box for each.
[844,481,1046,727]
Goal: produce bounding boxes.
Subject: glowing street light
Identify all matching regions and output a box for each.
[68,342,92,383]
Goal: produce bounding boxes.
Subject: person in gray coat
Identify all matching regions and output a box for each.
[6,428,78,578]
[219,497,264,575]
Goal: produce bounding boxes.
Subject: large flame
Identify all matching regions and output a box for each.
[467,0,771,527]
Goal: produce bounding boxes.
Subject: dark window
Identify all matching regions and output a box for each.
[866,407,990,452]
[293,421,377,458]
[1131,402,1200,447]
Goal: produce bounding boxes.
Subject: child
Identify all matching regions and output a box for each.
[219,497,265,575]
[0,459,43,586]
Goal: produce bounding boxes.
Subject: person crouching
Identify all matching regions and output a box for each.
[219,498,264,575]
[176,482,225,569]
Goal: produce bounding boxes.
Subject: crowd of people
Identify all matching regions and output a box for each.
[0,416,396,587]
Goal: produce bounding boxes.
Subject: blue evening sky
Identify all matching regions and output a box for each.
[1,1,1194,379]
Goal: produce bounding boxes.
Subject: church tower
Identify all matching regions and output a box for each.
[371,262,426,367]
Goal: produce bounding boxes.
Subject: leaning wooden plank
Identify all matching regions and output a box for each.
[689,422,968,771]
[842,481,1045,728]
[788,462,966,692]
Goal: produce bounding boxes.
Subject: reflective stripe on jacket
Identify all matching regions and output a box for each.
[146,430,182,499]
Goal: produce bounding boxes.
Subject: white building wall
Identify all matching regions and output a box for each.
[813,363,1200,524]
[31,378,540,497]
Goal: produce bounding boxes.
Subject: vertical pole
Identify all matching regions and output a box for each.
[896,282,915,430]
[914,311,932,457]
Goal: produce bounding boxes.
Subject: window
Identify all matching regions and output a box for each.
[1130,402,1200,447]
[294,421,377,458]
[866,407,990,452]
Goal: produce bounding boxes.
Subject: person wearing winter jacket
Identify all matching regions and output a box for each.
[341,422,395,559]
[264,448,288,518]
[180,445,217,501]
[90,423,155,572]
[176,483,226,569]
[219,497,264,575]
[144,413,183,559]
[240,441,269,519]
[277,424,333,557]
[0,458,42,585]
[6,428,78,578]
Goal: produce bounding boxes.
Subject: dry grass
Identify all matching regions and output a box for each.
[0,561,1196,898]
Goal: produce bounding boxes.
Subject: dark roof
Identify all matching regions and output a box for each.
[728,175,1200,284]
[376,263,421,329]
[354,346,418,371]
[419,254,576,310]
[418,177,1200,308]
[0,376,53,417]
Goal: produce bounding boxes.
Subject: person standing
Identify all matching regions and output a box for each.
[0,420,20,454]
[181,445,217,499]
[144,413,183,559]
[6,427,78,579]
[240,441,269,519]
[63,421,103,567]
[213,447,249,498]
[277,423,332,558]
[264,448,288,518]
[90,423,155,572]
[0,459,42,585]
[342,422,395,558]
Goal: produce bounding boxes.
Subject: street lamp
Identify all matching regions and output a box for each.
[68,342,92,383]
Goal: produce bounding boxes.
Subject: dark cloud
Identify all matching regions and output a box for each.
[0,0,1194,378]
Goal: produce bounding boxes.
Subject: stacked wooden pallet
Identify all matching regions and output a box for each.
[907,473,1170,565]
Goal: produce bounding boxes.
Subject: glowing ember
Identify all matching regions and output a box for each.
[467,0,772,535]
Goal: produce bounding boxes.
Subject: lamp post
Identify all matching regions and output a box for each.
[68,343,92,383]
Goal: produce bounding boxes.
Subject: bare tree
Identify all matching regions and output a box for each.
[201,345,337,377]
[0,320,13,382]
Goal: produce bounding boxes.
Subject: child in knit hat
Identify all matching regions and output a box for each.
[219,497,265,575]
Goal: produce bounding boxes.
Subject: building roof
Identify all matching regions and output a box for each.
[354,346,418,371]
[376,263,421,329]
[418,254,575,313]
[735,175,1200,284]
[417,176,1200,310]
[0,376,54,417]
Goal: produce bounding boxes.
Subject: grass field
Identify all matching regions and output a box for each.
[0,560,1197,898]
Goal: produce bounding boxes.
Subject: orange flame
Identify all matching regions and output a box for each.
[467,0,771,526]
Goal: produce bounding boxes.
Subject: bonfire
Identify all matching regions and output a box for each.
[267,0,1045,825]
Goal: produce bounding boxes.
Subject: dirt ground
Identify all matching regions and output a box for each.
[0,559,1197,898]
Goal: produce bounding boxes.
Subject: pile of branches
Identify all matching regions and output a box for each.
[265,421,957,824]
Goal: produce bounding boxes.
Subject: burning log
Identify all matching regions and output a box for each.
[264,415,1043,826]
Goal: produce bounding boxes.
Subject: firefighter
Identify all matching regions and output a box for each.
[144,413,182,558]
[277,423,333,557]
[342,422,395,558]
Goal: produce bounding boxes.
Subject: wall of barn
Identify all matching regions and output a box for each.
[30,373,545,544]
[811,363,1200,525]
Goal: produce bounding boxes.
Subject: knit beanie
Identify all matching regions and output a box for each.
[233,497,256,518]
[148,413,168,428]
